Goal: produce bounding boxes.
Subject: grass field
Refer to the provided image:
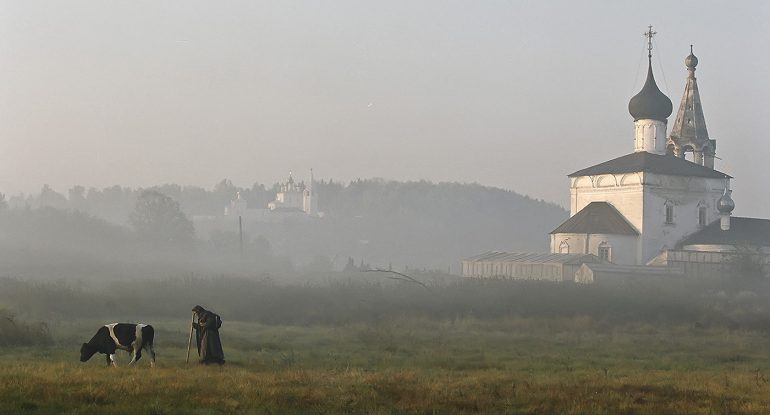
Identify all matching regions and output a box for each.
[3,317,770,414]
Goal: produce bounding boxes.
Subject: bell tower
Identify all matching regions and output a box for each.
[668,46,717,168]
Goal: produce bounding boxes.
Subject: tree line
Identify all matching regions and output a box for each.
[0,178,568,273]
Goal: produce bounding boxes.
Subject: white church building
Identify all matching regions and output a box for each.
[266,170,319,215]
[193,170,322,239]
[464,29,770,281]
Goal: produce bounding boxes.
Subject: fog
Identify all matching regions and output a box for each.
[6,4,770,414]
[0,0,767,312]
[1,177,768,334]
[0,0,768,327]
[0,179,565,276]
[1,1,769,217]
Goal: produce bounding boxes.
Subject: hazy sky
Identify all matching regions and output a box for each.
[1,1,768,216]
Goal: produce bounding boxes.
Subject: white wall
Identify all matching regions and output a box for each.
[550,233,638,265]
[570,173,644,231]
[634,119,667,154]
[461,260,565,281]
[567,172,726,265]
[640,174,726,263]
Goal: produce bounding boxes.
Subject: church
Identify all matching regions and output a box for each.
[464,28,770,281]
[267,170,319,215]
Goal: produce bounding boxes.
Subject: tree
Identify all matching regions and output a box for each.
[129,190,195,248]
[213,178,236,195]
[68,186,86,211]
[39,184,68,209]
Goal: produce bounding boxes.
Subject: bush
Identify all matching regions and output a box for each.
[3,273,770,331]
[0,308,52,346]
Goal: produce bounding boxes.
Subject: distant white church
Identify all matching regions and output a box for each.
[194,170,322,239]
[267,171,318,215]
[223,170,321,219]
[464,29,770,281]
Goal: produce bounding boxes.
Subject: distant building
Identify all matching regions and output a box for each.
[462,252,599,282]
[226,191,248,217]
[649,217,770,277]
[195,169,322,239]
[267,170,318,216]
[464,29,770,281]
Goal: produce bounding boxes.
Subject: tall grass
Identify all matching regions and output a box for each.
[3,274,770,330]
[0,308,51,346]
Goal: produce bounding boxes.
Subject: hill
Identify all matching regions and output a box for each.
[6,179,567,271]
[274,179,567,269]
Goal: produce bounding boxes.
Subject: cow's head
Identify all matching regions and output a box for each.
[80,343,97,362]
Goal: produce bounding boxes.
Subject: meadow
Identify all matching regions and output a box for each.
[4,275,770,414]
[3,316,770,414]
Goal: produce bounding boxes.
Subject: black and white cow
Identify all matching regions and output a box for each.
[80,323,156,367]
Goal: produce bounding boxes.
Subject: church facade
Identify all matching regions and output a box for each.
[549,34,738,267]
[465,29,770,280]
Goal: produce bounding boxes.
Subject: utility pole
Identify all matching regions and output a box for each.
[233,191,245,259]
[238,215,243,258]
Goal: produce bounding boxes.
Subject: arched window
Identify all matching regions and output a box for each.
[598,242,612,262]
[665,200,675,224]
[559,241,570,254]
[697,202,708,226]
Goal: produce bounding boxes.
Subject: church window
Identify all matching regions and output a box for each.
[598,244,611,262]
[665,201,675,224]
[559,241,570,254]
[698,206,707,226]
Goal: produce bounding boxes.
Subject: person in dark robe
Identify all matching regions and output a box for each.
[191,305,225,364]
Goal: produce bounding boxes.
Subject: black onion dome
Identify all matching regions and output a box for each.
[628,61,673,121]
[717,189,735,214]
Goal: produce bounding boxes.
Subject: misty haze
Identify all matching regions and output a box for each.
[2,2,770,414]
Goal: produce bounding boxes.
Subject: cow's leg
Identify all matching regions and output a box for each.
[146,344,156,368]
[129,345,142,365]
[109,353,118,367]
[128,345,137,366]
[105,354,111,367]
[129,326,144,366]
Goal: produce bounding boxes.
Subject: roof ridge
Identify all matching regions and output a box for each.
[551,201,639,236]
[676,217,770,248]
[568,151,730,179]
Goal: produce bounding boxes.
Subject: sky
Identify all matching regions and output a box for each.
[1,1,769,217]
